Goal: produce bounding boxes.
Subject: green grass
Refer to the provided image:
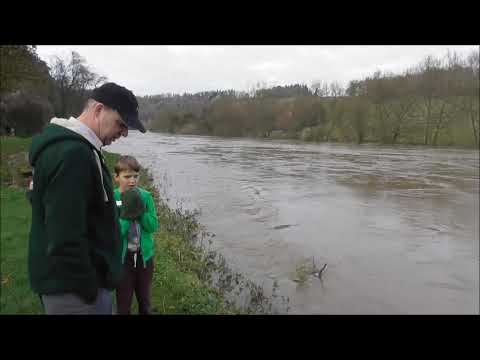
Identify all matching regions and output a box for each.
[1,186,43,314]
[149,232,230,314]
[0,136,32,156]
[1,137,42,313]
[1,136,32,187]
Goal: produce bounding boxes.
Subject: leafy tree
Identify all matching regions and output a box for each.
[0,46,55,135]
[0,45,52,95]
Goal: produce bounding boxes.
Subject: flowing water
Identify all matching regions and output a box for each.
[108,131,479,314]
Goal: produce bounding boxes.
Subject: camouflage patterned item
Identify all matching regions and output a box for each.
[120,188,145,220]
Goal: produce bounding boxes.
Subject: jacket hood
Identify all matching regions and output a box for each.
[29,117,110,202]
[29,118,93,167]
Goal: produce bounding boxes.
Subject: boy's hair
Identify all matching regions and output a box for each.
[114,155,140,175]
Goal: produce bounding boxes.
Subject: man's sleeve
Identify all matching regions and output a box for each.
[43,146,98,303]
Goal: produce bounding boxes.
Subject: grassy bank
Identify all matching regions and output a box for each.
[1,137,42,313]
[1,136,282,314]
[1,185,43,313]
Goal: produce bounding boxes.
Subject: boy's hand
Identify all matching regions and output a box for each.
[119,188,146,220]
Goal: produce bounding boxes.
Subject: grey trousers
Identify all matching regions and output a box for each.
[41,288,113,315]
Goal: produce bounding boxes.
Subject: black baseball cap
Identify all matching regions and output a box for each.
[91,82,146,133]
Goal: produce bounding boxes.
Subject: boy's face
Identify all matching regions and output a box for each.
[115,170,139,193]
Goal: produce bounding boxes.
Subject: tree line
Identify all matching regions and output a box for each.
[144,49,479,148]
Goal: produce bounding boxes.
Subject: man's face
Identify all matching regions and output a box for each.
[95,104,129,146]
[115,169,139,193]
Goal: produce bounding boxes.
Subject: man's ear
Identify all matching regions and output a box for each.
[93,102,104,117]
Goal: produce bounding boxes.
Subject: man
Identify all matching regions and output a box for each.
[28,82,146,314]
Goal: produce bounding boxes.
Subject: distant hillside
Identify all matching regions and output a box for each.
[138,50,479,148]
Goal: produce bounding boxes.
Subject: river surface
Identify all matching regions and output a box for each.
[107,131,479,314]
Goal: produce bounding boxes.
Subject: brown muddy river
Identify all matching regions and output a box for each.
[108,131,479,314]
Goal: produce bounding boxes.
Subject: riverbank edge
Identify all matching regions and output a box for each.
[148,130,480,150]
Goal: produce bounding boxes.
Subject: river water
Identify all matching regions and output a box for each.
[107,131,479,314]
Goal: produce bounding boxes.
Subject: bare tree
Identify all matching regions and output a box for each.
[344,97,369,144]
[465,49,480,147]
[50,51,107,116]
[329,81,345,97]
[428,51,462,146]
[365,71,395,143]
[383,72,421,144]
[325,98,345,142]
[416,55,443,145]
[311,80,330,97]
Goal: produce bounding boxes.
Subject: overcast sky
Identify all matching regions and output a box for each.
[36,45,478,97]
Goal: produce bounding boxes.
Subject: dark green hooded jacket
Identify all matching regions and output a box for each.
[28,123,122,304]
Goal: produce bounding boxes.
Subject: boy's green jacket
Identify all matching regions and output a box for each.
[114,187,158,266]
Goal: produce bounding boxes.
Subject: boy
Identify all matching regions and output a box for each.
[113,155,158,314]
